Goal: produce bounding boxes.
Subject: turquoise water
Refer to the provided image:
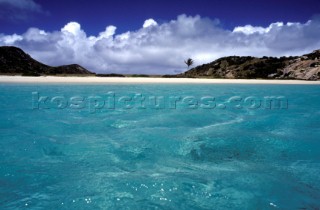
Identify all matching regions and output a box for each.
[0,84,320,209]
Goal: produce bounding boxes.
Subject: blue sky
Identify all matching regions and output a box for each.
[1,0,320,34]
[1,0,320,74]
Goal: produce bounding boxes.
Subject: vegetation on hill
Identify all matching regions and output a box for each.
[1,46,320,80]
[96,73,125,77]
[0,46,94,76]
[180,50,320,80]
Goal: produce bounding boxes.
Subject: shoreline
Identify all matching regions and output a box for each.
[0,75,320,85]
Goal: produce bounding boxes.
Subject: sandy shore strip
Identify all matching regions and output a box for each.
[0,76,320,84]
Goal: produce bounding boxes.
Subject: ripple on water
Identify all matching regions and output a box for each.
[1,84,320,209]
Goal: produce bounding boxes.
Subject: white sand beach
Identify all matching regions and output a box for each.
[0,75,320,84]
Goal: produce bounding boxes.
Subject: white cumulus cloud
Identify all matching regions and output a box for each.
[143,19,158,28]
[233,22,287,34]
[1,14,320,74]
[0,34,23,44]
[62,22,83,36]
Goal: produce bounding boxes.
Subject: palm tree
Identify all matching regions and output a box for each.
[184,58,194,69]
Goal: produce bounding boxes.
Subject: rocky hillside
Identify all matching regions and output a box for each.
[181,50,320,80]
[0,46,94,76]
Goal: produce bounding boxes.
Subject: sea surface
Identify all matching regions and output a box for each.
[0,83,320,210]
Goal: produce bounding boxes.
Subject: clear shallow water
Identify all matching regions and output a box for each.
[0,84,320,210]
